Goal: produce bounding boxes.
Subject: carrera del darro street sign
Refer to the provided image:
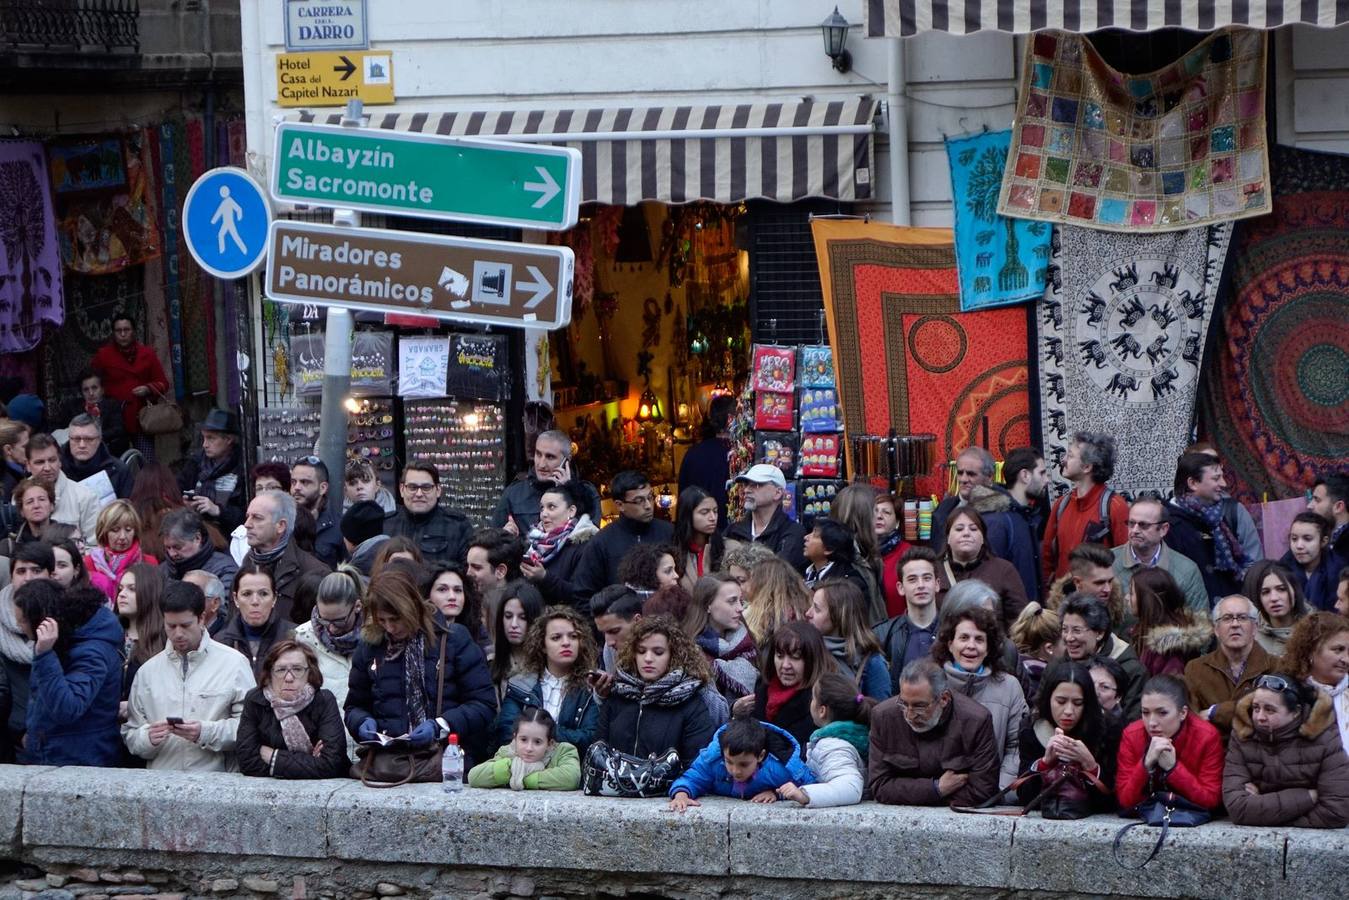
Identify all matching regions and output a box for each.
[270,121,582,230]
[265,220,574,329]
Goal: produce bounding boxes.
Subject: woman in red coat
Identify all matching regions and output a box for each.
[90,315,168,459]
[1115,673,1225,811]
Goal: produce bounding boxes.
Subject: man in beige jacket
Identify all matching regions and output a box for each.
[122,581,254,771]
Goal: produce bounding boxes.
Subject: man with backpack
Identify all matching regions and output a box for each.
[1041,432,1130,582]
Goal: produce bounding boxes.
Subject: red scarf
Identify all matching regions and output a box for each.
[764,677,801,721]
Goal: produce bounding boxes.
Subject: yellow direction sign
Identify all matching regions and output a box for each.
[275,51,393,108]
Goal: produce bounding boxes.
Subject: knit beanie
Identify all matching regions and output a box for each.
[341,500,385,545]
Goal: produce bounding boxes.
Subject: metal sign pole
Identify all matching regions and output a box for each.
[316,99,362,521]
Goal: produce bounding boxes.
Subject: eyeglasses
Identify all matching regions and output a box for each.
[1214,613,1256,626]
[316,609,356,627]
[403,482,438,494]
[1126,519,1163,530]
[273,666,309,679]
[895,699,938,715]
[621,493,654,506]
[67,435,98,444]
[1255,674,1296,694]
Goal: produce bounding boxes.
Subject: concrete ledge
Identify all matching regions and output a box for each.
[4,765,1349,898]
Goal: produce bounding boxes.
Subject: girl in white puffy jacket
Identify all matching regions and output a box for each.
[776,673,874,808]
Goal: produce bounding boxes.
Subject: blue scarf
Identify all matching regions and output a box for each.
[1179,495,1245,574]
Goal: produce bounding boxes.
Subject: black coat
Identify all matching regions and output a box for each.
[1165,500,1242,604]
[243,541,331,625]
[724,507,806,572]
[178,446,247,534]
[344,618,497,759]
[536,534,594,612]
[596,682,717,772]
[60,444,133,500]
[214,612,297,676]
[58,398,127,455]
[1016,716,1124,814]
[236,687,349,779]
[384,506,473,566]
[751,682,814,759]
[491,475,602,535]
[576,517,676,596]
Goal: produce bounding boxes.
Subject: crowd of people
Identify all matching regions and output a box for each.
[1,411,1348,831]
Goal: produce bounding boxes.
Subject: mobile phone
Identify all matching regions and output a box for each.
[166,716,184,726]
[181,491,196,500]
[527,548,542,566]
[586,669,606,684]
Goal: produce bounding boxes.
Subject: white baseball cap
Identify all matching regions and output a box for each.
[735,463,787,490]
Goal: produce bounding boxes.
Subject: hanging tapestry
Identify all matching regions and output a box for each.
[999,28,1269,232]
[1038,222,1232,498]
[0,141,65,353]
[40,266,143,406]
[1199,145,1349,505]
[811,219,1032,498]
[946,130,1052,310]
[51,131,161,275]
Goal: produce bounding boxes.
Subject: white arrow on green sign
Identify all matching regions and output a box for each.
[270,121,582,231]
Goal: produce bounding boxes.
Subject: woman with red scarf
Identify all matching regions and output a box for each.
[90,315,168,459]
[732,621,831,758]
[520,482,598,610]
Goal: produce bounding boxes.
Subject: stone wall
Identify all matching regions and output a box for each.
[2,765,1346,900]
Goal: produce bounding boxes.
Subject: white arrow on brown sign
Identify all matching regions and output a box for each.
[264,220,574,329]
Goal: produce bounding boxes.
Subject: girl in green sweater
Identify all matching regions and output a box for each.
[468,706,580,791]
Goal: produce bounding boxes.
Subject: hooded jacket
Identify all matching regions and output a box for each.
[969,485,1040,606]
[1135,616,1213,678]
[868,689,1002,807]
[533,514,600,610]
[60,442,133,501]
[801,720,870,808]
[943,662,1029,789]
[344,616,497,760]
[121,630,256,771]
[1223,692,1349,827]
[235,686,349,779]
[1186,643,1280,740]
[1116,713,1224,811]
[214,611,298,676]
[596,672,717,772]
[495,670,599,753]
[22,605,123,767]
[669,720,814,799]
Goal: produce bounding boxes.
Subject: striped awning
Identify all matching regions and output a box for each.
[292,99,878,207]
[865,0,1349,34]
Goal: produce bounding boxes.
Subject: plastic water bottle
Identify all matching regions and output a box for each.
[442,734,464,793]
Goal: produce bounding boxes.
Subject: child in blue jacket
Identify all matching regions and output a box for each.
[667,716,813,812]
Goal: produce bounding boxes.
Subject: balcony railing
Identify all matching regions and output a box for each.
[0,0,139,52]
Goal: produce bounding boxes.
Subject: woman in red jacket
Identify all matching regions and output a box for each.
[1115,673,1224,812]
[90,315,168,459]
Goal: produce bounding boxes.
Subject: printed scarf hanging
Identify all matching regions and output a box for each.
[999,28,1269,232]
[0,141,64,353]
[1038,222,1232,498]
[946,130,1052,310]
[1198,145,1349,504]
[811,219,1031,498]
[51,132,161,275]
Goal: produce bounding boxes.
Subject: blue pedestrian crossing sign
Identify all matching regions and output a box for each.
[183,167,272,279]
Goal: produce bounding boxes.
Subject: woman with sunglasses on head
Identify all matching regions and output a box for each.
[1281,612,1349,757]
[236,640,348,779]
[1223,672,1349,827]
[294,566,365,758]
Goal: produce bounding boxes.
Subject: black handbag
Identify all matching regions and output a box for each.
[350,634,448,788]
[1112,791,1212,869]
[581,741,682,798]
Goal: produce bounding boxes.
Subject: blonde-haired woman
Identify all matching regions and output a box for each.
[743,556,810,643]
[84,499,156,603]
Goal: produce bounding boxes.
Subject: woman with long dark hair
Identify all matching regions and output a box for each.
[490,580,546,697]
[116,562,165,701]
[1128,567,1212,677]
[674,486,726,592]
[1016,659,1122,814]
[1245,561,1310,657]
[936,507,1028,631]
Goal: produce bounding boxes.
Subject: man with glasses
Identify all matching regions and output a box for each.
[1112,497,1208,616]
[724,464,807,572]
[868,659,1000,807]
[384,462,472,566]
[59,370,126,457]
[60,413,132,506]
[122,580,254,771]
[575,470,674,595]
[291,456,342,566]
[1184,594,1279,738]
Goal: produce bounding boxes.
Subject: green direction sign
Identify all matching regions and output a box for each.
[270,121,581,231]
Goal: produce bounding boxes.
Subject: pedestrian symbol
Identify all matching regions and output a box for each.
[183,167,272,279]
